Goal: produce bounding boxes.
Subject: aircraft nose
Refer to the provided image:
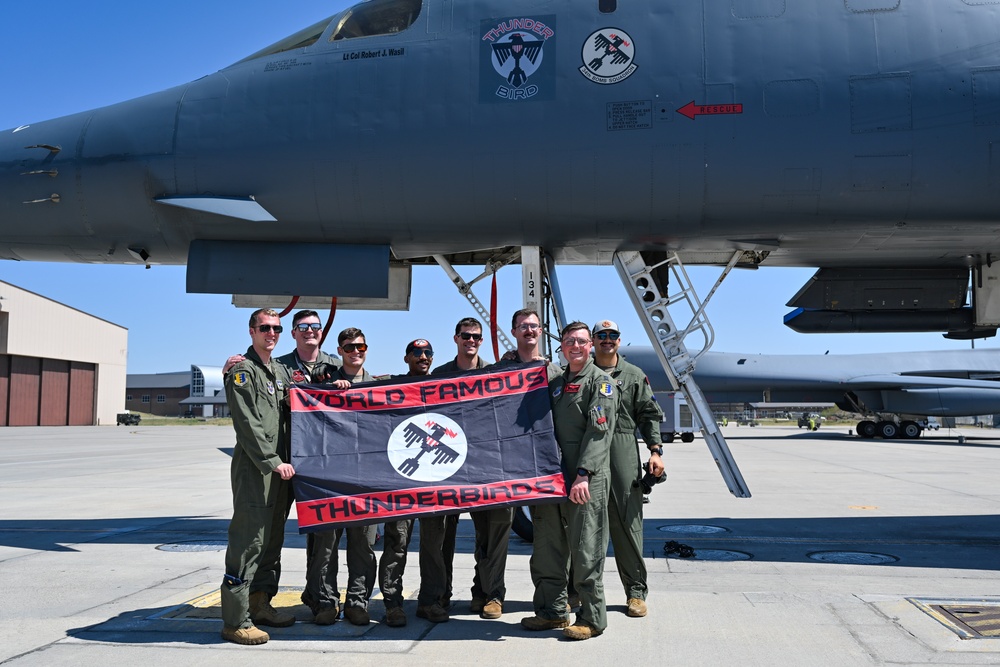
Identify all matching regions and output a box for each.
[0,114,91,261]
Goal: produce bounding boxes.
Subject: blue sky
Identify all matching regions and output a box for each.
[0,1,992,375]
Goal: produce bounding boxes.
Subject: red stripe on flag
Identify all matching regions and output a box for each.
[290,363,548,413]
[295,473,567,530]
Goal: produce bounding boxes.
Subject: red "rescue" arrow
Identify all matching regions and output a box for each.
[676,101,743,120]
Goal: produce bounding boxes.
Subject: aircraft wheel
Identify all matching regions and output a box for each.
[877,421,899,439]
[900,420,921,439]
[857,420,877,438]
[681,432,695,443]
[663,432,676,443]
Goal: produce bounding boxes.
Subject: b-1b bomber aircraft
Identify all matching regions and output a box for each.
[6,0,1000,494]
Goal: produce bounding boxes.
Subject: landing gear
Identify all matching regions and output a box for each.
[877,421,899,439]
[681,432,695,443]
[857,420,877,439]
[900,420,922,439]
[857,418,924,439]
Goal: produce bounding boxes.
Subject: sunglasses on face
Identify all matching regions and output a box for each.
[341,343,368,353]
[409,349,434,358]
[595,331,620,341]
[256,324,283,334]
[458,332,483,341]
[294,323,323,332]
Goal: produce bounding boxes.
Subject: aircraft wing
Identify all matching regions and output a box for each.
[840,374,1000,391]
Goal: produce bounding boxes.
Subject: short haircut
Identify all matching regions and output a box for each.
[249,308,279,328]
[292,309,320,326]
[511,308,539,329]
[560,321,591,340]
[454,317,482,335]
[337,327,366,346]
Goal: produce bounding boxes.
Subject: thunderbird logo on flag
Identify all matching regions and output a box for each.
[289,361,565,531]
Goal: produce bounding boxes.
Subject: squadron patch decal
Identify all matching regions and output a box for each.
[580,27,638,85]
[233,371,249,387]
[387,413,469,483]
[480,16,557,103]
[599,381,614,397]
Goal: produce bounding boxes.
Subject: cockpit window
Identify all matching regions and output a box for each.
[234,0,421,65]
[236,15,334,64]
[329,0,422,41]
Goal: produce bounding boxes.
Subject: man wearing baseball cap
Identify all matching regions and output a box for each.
[591,320,664,618]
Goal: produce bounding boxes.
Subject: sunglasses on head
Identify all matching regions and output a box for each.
[458,332,483,341]
[595,331,620,341]
[341,343,368,353]
[294,323,323,332]
[256,324,283,334]
[409,348,434,358]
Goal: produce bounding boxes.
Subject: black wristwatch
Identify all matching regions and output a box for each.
[648,445,664,456]
[576,467,591,478]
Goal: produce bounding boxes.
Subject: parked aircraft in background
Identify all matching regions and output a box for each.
[628,348,1000,439]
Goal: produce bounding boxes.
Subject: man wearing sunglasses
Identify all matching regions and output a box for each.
[302,327,380,627]
[277,310,341,386]
[377,339,454,625]
[521,321,618,641]
[378,339,434,628]
[221,309,295,645]
[432,317,489,374]
[592,320,664,620]
[428,319,487,617]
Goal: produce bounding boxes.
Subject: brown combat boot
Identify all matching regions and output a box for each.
[481,599,503,619]
[314,604,340,625]
[626,598,648,617]
[248,591,295,628]
[563,622,603,640]
[385,606,407,627]
[415,603,449,623]
[520,615,569,631]
[221,624,269,645]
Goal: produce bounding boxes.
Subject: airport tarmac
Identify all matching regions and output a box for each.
[2,424,1000,666]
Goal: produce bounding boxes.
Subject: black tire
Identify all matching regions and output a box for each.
[857,420,877,438]
[877,421,899,439]
[900,420,921,439]
[663,432,676,443]
[681,432,695,443]
[511,505,533,543]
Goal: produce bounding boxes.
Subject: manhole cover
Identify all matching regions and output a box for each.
[807,550,898,565]
[909,598,1000,639]
[691,549,751,561]
[157,540,228,552]
[657,524,729,534]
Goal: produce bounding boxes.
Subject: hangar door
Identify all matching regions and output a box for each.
[0,355,96,426]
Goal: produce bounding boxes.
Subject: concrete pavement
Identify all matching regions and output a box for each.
[2,424,999,665]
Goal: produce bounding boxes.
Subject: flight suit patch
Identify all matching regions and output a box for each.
[552,386,562,398]
[292,370,306,383]
[591,405,609,431]
[266,381,275,395]
[565,384,581,394]
[233,371,249,387]
[275,379,284,390]
[599,381,613,397]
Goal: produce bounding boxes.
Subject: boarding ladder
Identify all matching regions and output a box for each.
[613,250,751,498]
